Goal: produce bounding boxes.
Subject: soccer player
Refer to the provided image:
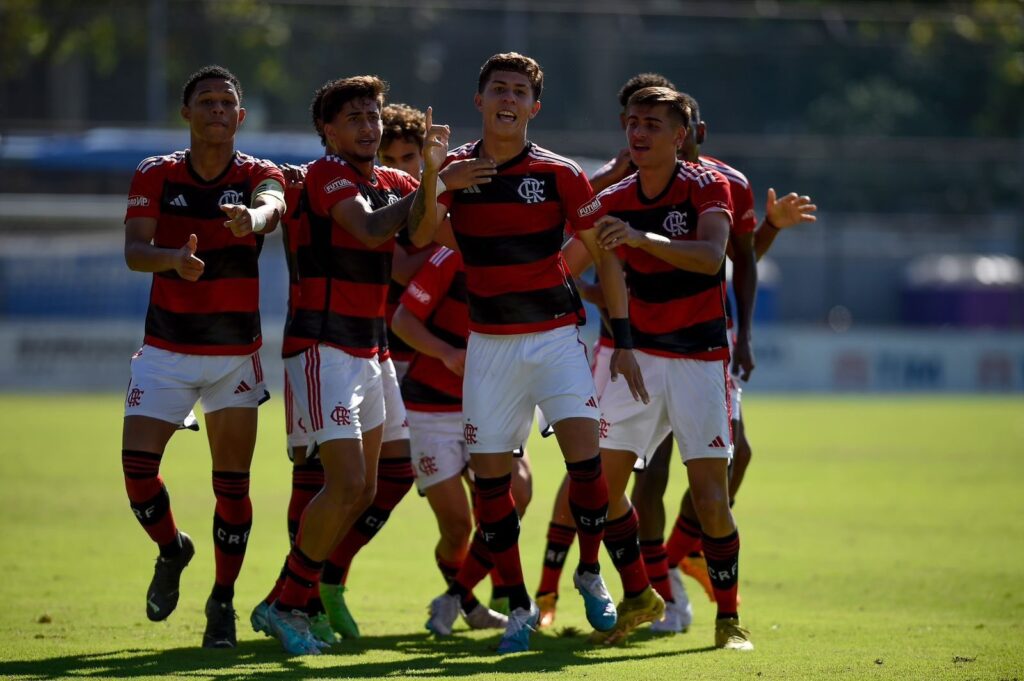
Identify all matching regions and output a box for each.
[263,75,451,654]
[122,65,286,649]
[590,85,752,649]
[412,52,647,654]
[391,246,511,634]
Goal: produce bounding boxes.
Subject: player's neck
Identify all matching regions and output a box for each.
[337,151,376,178]
[187,141,235,181]
[480,133,528,166]
[637,161,677,200]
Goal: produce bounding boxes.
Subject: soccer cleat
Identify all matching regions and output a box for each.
[652,567,693,633]
[320,583,360,639]
[536,592,558,629]
[463,603,508,630]
[489,596,510,616]
[202,597,237,648]
[715,617,754,650]
[588,586,665,646]
[573,570,617,632]
[146,531,195,621]
[250,601,272,636]
[496,601,539,654]
[309,612,340,645]
[425,593,461,636]
[680,553,716,602]
[266,605,323,655]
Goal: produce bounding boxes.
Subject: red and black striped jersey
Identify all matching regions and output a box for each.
[700,155,755,235]
[125,150,284,355]
[281,171,309,350]
[595,161,733,360]
[439,141,599,335]
[398,247,467,412]
[282,155,418,358]
[386,241,438,364]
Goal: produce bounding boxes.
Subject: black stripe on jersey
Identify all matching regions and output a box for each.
[448,272,467,302]
[613,205,699,240]
[295,246,391,285]
[633,317,728,356]
[161,181,251,219]
[450,172,562,206]
[400,375,461,406]
[424,322,467,351]
[468,284,579,326]
[155,245,259,281]
[624,264,724,304]
[387,280,404,304]
[146,308,261,347]
[387,329,415,355]
[458,224,564,267]
[285,309,381,349]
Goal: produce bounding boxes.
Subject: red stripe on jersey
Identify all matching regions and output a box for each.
[150,278,259,314]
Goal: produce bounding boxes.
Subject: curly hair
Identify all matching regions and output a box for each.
[381,103,426,149]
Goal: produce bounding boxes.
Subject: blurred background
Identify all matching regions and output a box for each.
[1,0,1022,392]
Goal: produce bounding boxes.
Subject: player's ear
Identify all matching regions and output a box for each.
[180,105,190,122]
[237,107,246,126]
[529,99,541,118]
[696,121,706,145]
[474,92,483,112]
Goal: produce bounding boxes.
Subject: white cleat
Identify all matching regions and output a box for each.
[652,567,693,633]
[425,593,461,636]
[463,603,509,630]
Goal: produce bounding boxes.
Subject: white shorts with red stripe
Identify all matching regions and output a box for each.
[284,372,311,452]
[593,340,614,401]
[408,409,467,492]
[124,344,267,424]
[381,357,410,443]
[283,344,384,446]
[599,352,733,465]
[463,325,599,454]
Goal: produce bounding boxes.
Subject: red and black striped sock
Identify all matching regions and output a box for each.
[321,457,415,585]
[702,530,740,619]
[536,522,576,596]
[288,460,324,544]
[275,543,322,612]
[640,538,673,604]
[666,513,703,567]
[122,449,180,557]
[566,455,608,574]
[472,474,529,611]
[210,471,252,603]
[603,507,649,598]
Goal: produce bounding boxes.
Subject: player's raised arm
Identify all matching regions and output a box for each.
[754,187,817,260]
[408,106,451,248]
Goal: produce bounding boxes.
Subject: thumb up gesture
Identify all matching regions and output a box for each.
[175,234,205,281]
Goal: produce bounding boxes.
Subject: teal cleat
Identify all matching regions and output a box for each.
[250,601,272,637]
[266,605,323,655]
[574,570,618,632]
[496,602,539,654]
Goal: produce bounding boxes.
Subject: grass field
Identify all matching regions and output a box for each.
[1,394,1023,680]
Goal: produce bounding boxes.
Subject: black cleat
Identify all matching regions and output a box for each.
[146,531,195,622]
[202,597,238,648]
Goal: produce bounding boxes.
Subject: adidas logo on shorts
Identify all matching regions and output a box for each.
[708,436,727,448]
[234,381,252,394]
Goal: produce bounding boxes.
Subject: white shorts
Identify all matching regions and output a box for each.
[408,410,467,492]
[124,345,266,424]
[726,332,743,421]
[381,357,410,443]
[593,341,614,401]
[600,352,733,465]
[463,325,598,454]
[284,372,311,452]
[283,344,384,446]
[393,359,410,385]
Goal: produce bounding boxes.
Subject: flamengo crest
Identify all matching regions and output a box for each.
[518,177,545,204]
[219,189,245,205]
[662,210,689,236]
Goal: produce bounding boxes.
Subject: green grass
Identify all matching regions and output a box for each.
[1,394,1023,680]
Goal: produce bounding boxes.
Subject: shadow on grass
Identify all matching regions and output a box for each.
[0,630,718,679]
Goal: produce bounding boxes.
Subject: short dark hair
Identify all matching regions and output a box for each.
[617,72,676,110]
[381,103,426,150]
[182,65,242,106]
[626,86,691,128]
[478,52,544,100]
[310,79,336,147]
[320,75,388,127]
[677,91,701,124]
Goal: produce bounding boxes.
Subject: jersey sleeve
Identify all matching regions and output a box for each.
[309,158,361,217]
[125,163,164,222]
[730,180,756,235]
[401,249,459,322]
[695,169,734,223]
[563,170,601,234]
